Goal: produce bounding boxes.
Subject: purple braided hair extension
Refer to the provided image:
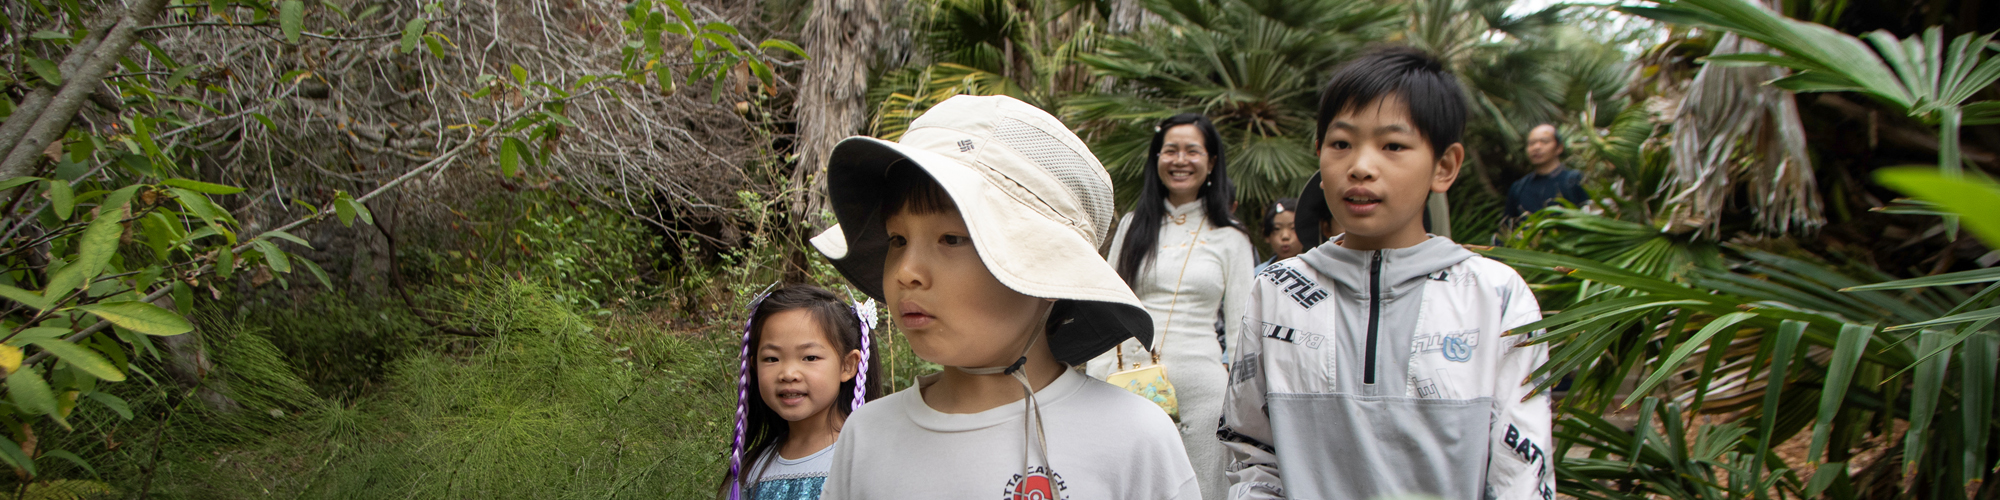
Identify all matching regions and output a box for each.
[852,299,876,412]
[726,286,776,500]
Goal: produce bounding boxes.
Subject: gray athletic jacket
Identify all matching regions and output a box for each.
[1219,236,1553,500]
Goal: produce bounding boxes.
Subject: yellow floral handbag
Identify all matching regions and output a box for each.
[1107,358,1178,422]
[1107,210,1205,423]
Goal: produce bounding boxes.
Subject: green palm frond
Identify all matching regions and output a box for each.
[1554,399,1788,500]
[1229,133,1319,204]
[867,0,1104,140]
[1481,224,1999,491]
[869,63,1028,141]
[1071,0,1396,216]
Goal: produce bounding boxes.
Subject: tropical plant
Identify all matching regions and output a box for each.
[1481,167,2000,498]
[1066,0,1400,216]
[1557,398,1788,500]
[1506,101,1731,309]
[1656,26,1823,238]
[866,0,1105,141]
[1621,0,2000,239]
[1418,0,1629,201]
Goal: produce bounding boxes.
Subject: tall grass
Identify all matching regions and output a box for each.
[293,279,738,498]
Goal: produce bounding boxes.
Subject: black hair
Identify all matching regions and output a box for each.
[1531,123,1563,153]
[723,284,881,498]
[1115,113,1245,285]
[1314,46,1468,160]
[882,160,957,216]
[1261,197,1298,237]
[1528,122,1560,156]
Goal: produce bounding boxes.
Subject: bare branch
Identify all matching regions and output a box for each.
[0,0,175,180]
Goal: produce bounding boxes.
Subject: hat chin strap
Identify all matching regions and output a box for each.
[955,331,1053,484]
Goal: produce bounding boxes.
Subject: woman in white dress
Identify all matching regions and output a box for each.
[1085,113,1254,500]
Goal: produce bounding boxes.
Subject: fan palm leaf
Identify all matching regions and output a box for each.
[866,0,1104,140]
[1479,216,1999,493]
[1069,0,1396,219]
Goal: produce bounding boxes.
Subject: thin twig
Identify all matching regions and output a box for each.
[155,83,301,141]
[140,21,403,41]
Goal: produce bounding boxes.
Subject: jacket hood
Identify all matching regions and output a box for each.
[1299,235,1475,294]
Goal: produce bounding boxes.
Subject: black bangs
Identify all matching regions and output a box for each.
[1262,197,1298,237]
[882,160,958,216]
[1315,46,1468,159]
[1115,113,1245,287]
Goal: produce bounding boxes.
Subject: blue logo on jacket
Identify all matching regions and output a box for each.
[1413,329,1478,362]
[1441,336,1473,362]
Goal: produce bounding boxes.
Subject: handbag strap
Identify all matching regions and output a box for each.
[1120,209,1205,368]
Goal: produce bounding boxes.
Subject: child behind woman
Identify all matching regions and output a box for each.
[718,284,880,500]
[1255,197,1301,275]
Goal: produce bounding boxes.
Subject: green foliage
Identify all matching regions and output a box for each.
[301,280,724,497]
[235,291,425,400]
[1557,398,1784,500]
[508,201,655,312]
[1445,176,1505,245]
[144,280,740,498]
[865,0,1104,144]
[1875,168,2000,250]
[1069,0,1400,216]
[0,0,802,491]
[1486,194,2000,498]
[1503,102,1724,308]
[1488,3,2000,496]
[8,479,115,500]
[197,318,322,424]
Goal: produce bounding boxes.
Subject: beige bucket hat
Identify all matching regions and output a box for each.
[809,95,1152,365]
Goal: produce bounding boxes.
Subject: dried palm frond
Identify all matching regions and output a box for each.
[1664,32,1824,237]
[791,0,890,226]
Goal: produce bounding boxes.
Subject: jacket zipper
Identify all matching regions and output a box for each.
[1364,250,1382,385]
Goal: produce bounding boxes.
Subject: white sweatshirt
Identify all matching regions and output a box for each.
[1220,236,1554,500]
[820,368,1201,500]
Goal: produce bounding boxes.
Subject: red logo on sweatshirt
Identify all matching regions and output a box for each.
[1004,466,1066,500]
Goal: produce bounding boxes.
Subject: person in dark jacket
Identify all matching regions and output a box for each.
[1503,123,1588,222]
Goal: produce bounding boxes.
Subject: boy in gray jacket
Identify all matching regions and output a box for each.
[1219,47,1554,500]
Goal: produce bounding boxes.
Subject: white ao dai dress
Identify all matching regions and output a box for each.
[1085,199,1254,500]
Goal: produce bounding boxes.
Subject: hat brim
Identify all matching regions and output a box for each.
[810,136,1152,365]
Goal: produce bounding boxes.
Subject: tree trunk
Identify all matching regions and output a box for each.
[0,0,172,181]
[790,0,888,228]
[1107,0,1154,34]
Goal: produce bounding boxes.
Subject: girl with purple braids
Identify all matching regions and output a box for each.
[718,284,880,500]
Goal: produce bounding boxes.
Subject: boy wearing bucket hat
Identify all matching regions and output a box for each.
[1218,47,1554,500]
[810,95,1199,499]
